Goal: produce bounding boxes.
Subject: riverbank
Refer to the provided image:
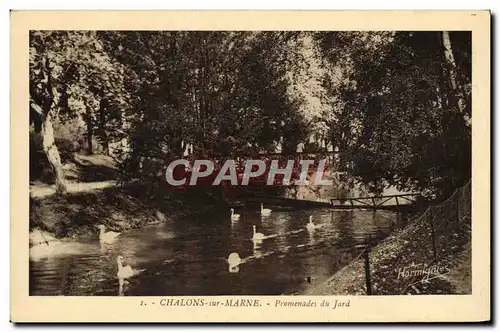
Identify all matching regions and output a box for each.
[310,202,471,295]
[29,182,228,246]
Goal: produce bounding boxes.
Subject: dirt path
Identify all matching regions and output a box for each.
[30,180,118,198]
[441,245,472,294]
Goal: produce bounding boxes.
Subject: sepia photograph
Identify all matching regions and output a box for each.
[11,10,490,322]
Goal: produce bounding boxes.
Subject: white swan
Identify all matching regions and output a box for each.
[260,204,272,216]
[227,252,242,273]
[252,225,265,241]
[116,255,145,296]
[116,255,145,279]
[116,255,134,279]
[306,216,317,232]
[97,224,120,243]
[230,208,240,221]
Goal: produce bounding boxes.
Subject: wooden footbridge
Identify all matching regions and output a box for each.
[243,192,422,211]
[329,193,422,211]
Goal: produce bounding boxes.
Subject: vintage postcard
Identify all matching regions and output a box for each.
[11,10,490,322]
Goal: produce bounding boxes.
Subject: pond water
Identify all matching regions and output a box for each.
[29,207,407,296]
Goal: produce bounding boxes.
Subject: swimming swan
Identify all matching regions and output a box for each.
[116,255,145,296]
[116,255,144,279]
[230,208,240,221]
[116,255,134,279]
[306,216,317,232]
[260,204,272,216]
[252,225,265,241]
[227,252,242,272]
[97,224,120,243]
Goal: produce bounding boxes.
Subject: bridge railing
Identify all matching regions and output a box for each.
[330,193,422,209]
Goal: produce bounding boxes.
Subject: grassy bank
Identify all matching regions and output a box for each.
[29,183,228,246]
[309,193,471,295]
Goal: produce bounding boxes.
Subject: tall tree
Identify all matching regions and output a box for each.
[30,31,130,192]
[101,31,309,181]
[441,31,470,125]
[314,31,471,198]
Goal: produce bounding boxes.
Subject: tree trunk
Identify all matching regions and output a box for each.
[442,31,469,125]
[99,99,109,155]
[41,111,67,194]
[86,108,93,155]
[442,32,459,91]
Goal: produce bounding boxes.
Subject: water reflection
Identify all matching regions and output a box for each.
[336,211,357,257]
[30,208,404,296]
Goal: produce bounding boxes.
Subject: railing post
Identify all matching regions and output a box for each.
[430,216,437,261]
